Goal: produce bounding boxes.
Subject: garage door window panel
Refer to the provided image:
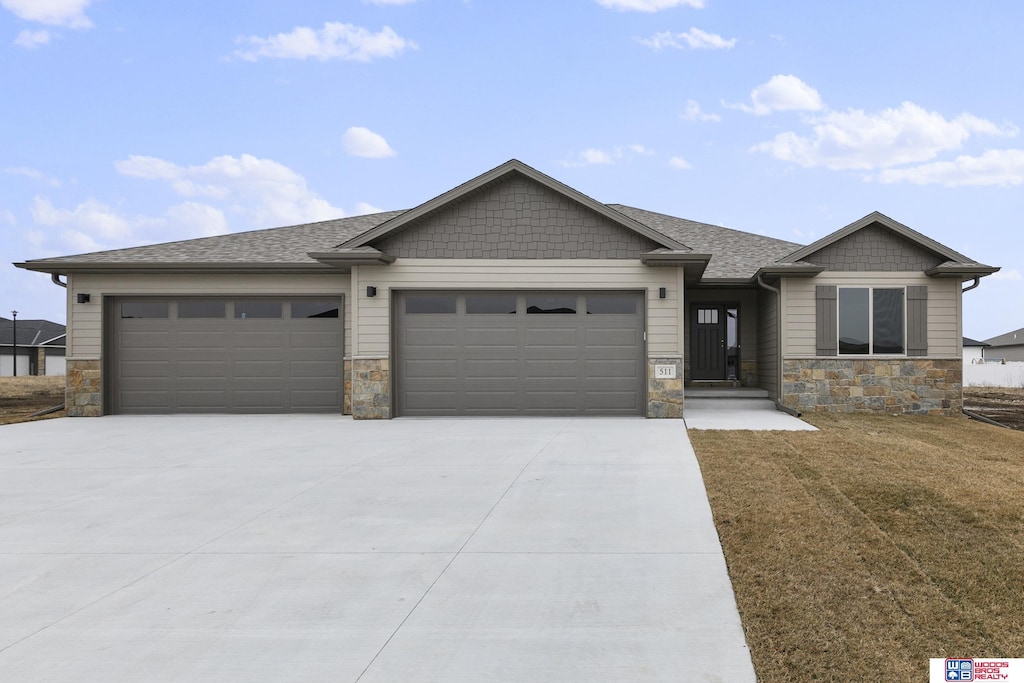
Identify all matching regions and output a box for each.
[179,300,227,318]
[406,295,456,314]
[526,295,577,314]
[235,301,282,319]
[466,295,517,315]
[586,294,637,315]
[291,301,339,318]
[121,302,169,319]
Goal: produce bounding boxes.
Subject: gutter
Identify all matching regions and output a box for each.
[962,277,981,293]
[963,408,1010,429]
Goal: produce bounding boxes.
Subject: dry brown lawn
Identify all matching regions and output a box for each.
[690,413,1024,682]
[0,376,66,425]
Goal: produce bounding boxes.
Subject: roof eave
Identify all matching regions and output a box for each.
[753,264,826,279]
[308,251,397,269]
[14,261,337,275]
[924,264,1001,278]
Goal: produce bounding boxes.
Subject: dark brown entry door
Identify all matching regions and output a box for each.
[691,305,726,380]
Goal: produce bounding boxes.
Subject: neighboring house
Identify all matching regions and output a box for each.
[983,326,1024,362]
[15,160,999,417]
[962,337,990,363]
[0,317,67,376]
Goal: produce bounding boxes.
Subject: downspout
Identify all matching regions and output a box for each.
[51,274,67,288]
[757,275,798,416]
[962,277,980,293]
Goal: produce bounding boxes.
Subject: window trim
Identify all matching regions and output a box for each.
[837,286,907,356]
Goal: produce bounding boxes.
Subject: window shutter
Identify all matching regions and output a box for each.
[816,285,837,356]
[906,286,928,356]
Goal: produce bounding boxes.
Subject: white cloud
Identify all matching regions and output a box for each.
[727,74,824,116]
[628,144,655,155]
[233,22,417,62]
[991,268,1021,281]
[638,28,736,50]
[875,148,1024,187]
[166,202,228,237]
[342,127,396,158]
[355,202,385,215]
[1,0,92,28]
[13,29,51,48]
[681,99,720,122]
[597,0,704,11]
[116,153,345,226]
[668,156,692,170]
[582,149,613,164]
[31,196,131,240]
[4,166,60,186]
[754,102,1017,171]
[1,209,16,226]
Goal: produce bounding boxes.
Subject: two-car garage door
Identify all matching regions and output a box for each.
[395,291,646,416]
[110,298,342,414]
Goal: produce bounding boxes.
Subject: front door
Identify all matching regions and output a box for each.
[691,304,741,381]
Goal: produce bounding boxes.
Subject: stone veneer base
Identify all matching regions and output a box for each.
[351,357,391,420]
[66,358,103,417]
[782,358,962,416]
[647,357,684,418]
[343,358,352,415]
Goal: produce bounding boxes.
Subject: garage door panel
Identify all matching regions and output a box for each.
[111,297,342,414]
[176,360,229,379]
[176,331,231,349]
[584,359,641,378]
[464,359,518,379]
[396,291,644,416]
[290,390,342,408]
[119,360,171,379]
[176,390,230,409]
[404,359,459,378]
[523,358,580,379]
[233,360,284,379]
[462,327,519,348]
[523,327,578,346]
[119,331,171,350]
[289,330,340,349]
[403,390,459,413]
[289,360,340,378]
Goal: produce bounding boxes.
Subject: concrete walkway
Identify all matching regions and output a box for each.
[685,389,818,431]
[0,416,755,682]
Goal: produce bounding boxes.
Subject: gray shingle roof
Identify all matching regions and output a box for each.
[984,327,1024,347]
[20,204,801,280]
[608,205,803,279]
[33,211,405,264]
[0,318,66,346]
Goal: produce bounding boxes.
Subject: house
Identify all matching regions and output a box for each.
[14,159,999,418]
[962,337,990,364]
[983,326,1024,362]
[0,317,67,377]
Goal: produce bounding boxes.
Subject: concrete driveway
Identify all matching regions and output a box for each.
[0,416,755,682]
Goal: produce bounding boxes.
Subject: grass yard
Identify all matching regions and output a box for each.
[0,376,66,425]
[690,413,1024,682]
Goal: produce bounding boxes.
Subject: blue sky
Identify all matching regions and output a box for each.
[2,0,1021,339]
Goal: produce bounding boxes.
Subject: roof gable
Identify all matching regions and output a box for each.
[339,160,687,253]
[368,172,664,260]
[782,212,972,266]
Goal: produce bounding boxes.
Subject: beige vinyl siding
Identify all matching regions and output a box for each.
[351,260,681,358]
[757,287,779,399]
[68,272,350,358]
[782,273,961,358]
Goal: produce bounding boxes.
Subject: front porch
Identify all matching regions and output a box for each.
[683,387,816,431]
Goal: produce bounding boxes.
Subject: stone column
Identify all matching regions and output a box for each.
[647,357,684,418]
[351,357,391,419]
[66,358,102,417]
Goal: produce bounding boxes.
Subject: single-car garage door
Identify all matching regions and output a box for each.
[110,297,342,414]
[395,291,645,416]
